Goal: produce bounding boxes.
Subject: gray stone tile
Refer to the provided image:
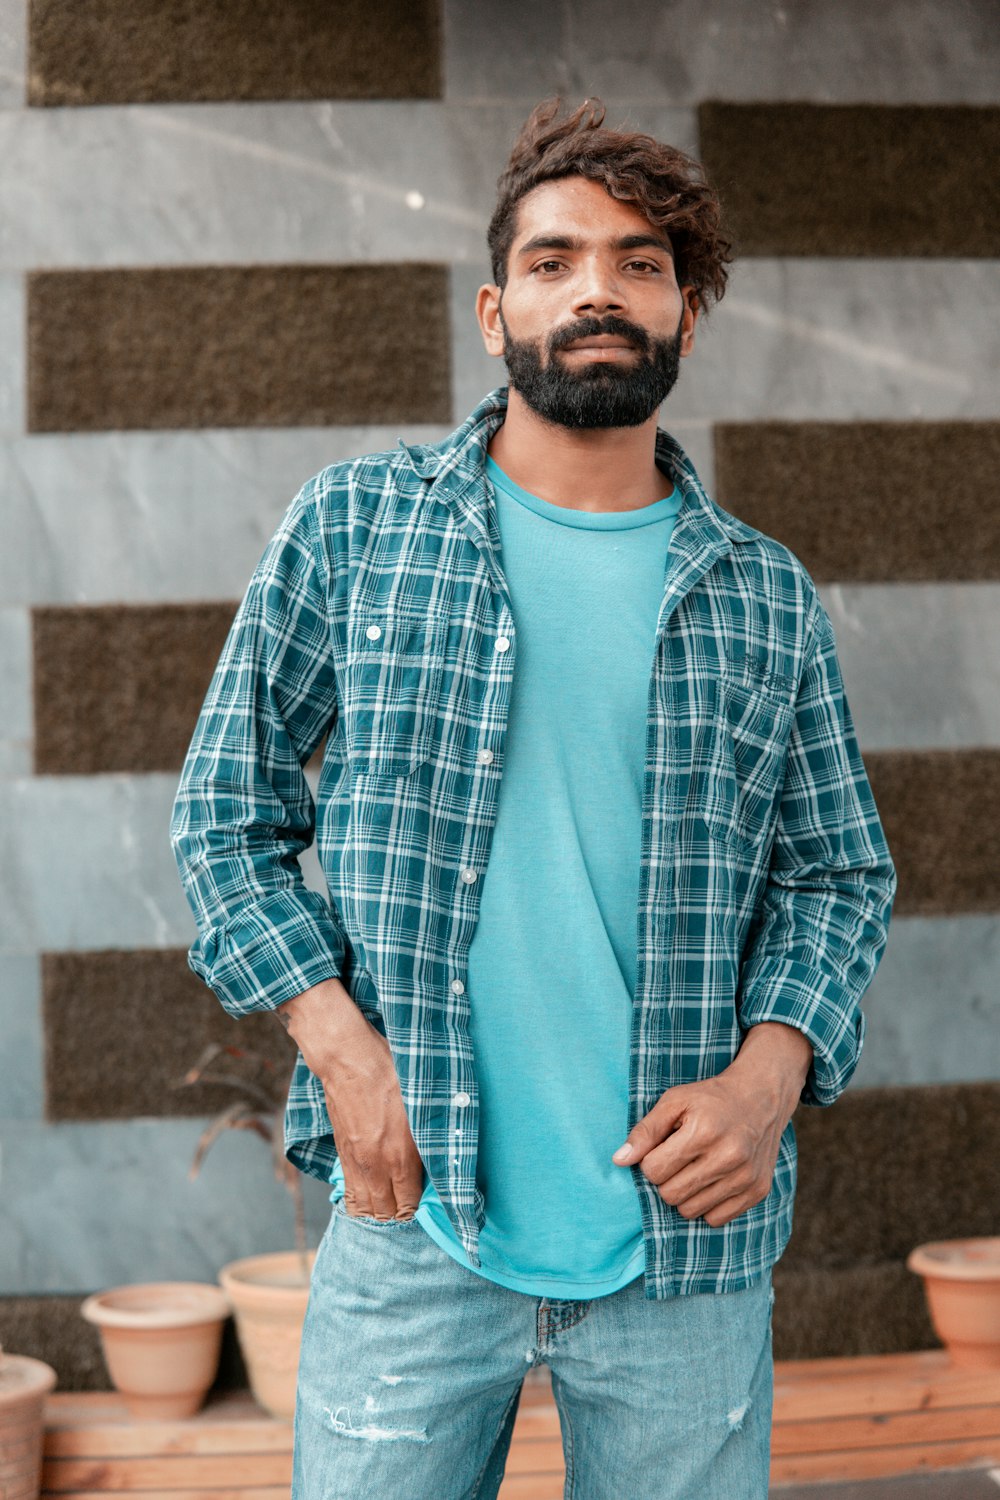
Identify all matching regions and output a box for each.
[0,274,23,435]
[0,1117,334,1294]
[0,425,450,606]
[454,260,1000,427]
[820,585,1000,751]
[672,260,1000,422]
[444,0,1000,106]
[854,916,1000,1088]
[0,773,327,952]
[0,954,43,1118]
[0,0,25,109]
[0,606,30,774]
[0,413,710,609]
[0,774,194,951]
[0,100,693,272]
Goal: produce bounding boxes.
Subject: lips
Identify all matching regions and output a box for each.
[562,336,636,352]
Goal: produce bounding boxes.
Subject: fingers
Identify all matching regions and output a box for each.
[612,1088,688,1165]
[650,1156,771,1225]
[340,1149,420,1220]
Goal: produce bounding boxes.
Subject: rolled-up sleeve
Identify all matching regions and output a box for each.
[170,479,348,1017]
[738,602,897,1106]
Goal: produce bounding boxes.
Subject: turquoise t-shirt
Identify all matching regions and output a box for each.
[330,454,682,1297]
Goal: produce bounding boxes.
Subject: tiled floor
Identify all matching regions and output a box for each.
[773,1469,1000,1498]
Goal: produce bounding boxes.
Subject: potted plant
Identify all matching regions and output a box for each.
[178,1042,317,1420]
[0,1341,57,1499]
[907,1237,1000,1369]
[79,1281,231,1418]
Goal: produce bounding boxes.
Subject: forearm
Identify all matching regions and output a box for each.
[727,1020,813,1117]
[276,976,368,1065]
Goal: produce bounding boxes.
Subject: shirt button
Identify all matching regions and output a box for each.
[494,636,510,653]
[460,867,478,884]
[453,1092,471,1108]
[365,624,382,641]
[476,748,494,765]
[450,978,465,995]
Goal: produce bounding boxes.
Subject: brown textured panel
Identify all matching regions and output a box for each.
[787,1082,1000,1270]
[28,0,441,106]
[33,602,238,774]
[774,1081,1000,1356]
[714,422,1000,582]
[0,1294,247,1391]
[772,1262,935,1360]
[41,949,297,1120]
[28,265,451,432]
[698,104,1000,256]
[864,751,1000,916]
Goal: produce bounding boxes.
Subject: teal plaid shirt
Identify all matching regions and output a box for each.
[171,387,895,1298]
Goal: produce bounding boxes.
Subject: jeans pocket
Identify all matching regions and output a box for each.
[333,1197,421,1229]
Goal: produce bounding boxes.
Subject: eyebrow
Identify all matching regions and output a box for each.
[516,231,674,259]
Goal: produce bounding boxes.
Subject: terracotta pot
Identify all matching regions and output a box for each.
[907,1237,1000,1369]
[218,1250,315,1420]
[80,1282,230,1418]
[0,1351,57,1500]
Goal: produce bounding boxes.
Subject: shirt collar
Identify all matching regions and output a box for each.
[397,386,758,551]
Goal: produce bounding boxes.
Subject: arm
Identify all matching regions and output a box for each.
[170,480,348,1018]
[277,978,424,1221]
[613,601,896,1224]
[171,484,424,1219]
[736,601,896,1106]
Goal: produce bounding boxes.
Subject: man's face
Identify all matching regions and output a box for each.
[479,176,699,430]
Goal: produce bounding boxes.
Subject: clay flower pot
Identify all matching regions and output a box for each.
[218,1250,315,1420]
[907,1237,1000,1369]
[0,1349,57,1500]
[80,1282,230,1418]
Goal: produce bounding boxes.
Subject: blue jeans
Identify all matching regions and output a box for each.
[292,1199,774,1499]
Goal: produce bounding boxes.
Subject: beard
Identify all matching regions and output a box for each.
[498,306,684,430]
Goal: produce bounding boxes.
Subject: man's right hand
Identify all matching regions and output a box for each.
[276,977,424,1221]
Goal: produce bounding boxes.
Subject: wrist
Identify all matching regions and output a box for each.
[728,1022,813,1111]
[277,976,364,1050]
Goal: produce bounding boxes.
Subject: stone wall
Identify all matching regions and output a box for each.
[2,0,998,1382]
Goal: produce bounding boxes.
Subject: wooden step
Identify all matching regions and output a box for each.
[38,1352,1000,1496]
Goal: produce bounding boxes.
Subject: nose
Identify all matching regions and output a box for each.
[569,255,626,317]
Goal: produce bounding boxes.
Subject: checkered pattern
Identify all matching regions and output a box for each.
[170,387,895,1297]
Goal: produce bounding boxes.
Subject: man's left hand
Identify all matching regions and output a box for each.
[611,1023,813,1228]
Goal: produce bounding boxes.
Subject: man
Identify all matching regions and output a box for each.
[172,98,895,1500]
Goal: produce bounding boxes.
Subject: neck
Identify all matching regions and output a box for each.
[486,387,669,514]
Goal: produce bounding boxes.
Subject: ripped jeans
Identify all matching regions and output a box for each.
[291,1197,774,1500]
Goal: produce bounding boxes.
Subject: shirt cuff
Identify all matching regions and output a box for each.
[188,888,348,1018]
[739,958,866,1107]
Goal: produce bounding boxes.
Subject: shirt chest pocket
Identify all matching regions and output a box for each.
[343,611,446,777]
[695,676,795,853]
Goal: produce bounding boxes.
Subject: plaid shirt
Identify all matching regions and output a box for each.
[171,386,895,1298]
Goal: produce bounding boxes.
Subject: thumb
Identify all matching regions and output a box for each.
[612,1088,688,1165]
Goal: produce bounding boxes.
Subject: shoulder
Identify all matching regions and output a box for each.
[712,495,823,611]
[303,444,417,506]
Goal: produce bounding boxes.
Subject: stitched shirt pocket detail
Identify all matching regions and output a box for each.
[344,612,445,778]
[698,676,795,853]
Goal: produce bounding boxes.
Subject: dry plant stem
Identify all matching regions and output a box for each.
[176,1040,307,1262]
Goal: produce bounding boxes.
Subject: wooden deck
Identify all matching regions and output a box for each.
[39,1352,1000,1497]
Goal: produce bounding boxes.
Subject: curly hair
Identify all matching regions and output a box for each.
[487,97,733,312]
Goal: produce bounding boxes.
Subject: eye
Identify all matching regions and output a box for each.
[625,260,660,273]
[532,259,566,274]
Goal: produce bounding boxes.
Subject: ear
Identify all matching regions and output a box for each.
[678,285,700,358]
[476,283,506,359]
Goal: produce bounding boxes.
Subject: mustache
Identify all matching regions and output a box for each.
[547,316,652,356]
